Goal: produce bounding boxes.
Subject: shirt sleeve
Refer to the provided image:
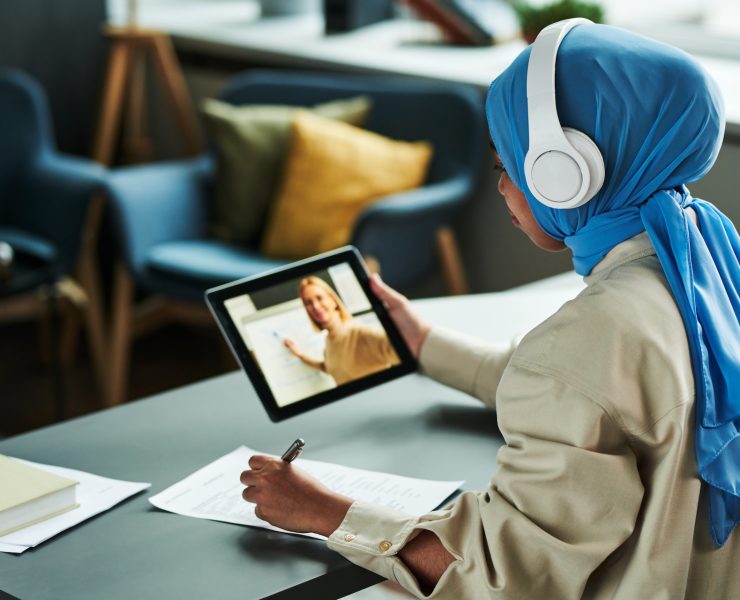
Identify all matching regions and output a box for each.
[327,362,644,598]
[418,328,519,409]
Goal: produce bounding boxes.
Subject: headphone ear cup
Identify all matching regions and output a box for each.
[563,128,605,204]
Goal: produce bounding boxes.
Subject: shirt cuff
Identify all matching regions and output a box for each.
[327,501,419,579]
[327,500,464,598]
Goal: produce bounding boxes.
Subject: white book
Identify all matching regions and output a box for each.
[0,455,79,537]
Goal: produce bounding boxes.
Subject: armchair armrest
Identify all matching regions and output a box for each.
[107,155,214,275]
[18,152,107,274]
[351,176,472,290]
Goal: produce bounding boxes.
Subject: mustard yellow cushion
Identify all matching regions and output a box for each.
[261,111,433,258]
[201,95,372,245]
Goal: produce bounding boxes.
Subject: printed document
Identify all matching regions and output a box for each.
[149,446,463,539]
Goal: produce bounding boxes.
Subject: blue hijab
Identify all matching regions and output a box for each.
[486,24,739,547]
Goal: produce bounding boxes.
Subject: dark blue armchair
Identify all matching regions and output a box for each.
[0,69,108,411]
[105,70,485,405]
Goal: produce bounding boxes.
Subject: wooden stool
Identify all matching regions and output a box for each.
[92,25,202,165]
[91,24,203,405]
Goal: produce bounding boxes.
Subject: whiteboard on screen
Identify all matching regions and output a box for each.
[242,300,336,407]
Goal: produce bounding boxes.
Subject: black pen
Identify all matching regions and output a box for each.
[281,438,305,463]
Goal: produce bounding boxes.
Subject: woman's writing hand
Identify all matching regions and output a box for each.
[370,273,430,359]
[283,338,299,355]
[240,455,352,536]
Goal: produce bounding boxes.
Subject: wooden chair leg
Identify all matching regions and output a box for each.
[55,280,86,354]
[47,290,66,421]
[0,291,43,323]
[436,226,469,296]
[37,291,52,366]
[123,43,154,163]
[79,263,108,402]
[59,299,81,368]
[71,193,109,402]
[148,33,202,155]
[108,263,134,406]
[93,38,133,165]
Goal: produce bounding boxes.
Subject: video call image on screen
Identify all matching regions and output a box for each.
[224,263,401,407]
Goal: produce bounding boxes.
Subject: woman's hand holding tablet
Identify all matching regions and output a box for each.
[205,246,417,421]
[369,273,431,359]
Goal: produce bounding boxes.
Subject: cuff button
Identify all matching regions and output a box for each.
[378,540,392,552]
[344,534,356,542]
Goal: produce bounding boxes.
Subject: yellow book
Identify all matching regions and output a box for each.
[0,455,79,537]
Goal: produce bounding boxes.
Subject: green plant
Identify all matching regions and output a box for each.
[514,0,604,41]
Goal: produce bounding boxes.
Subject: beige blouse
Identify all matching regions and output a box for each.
[324,322,400,385]
[326,233,740,599]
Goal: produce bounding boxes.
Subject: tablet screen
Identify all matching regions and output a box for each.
[206,247,416,421]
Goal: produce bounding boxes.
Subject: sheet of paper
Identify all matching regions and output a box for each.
[0,541,27,554]
[149,446,463,540]
[0,459,150,553]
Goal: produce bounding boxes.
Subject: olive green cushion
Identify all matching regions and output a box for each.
[201,95,372,245]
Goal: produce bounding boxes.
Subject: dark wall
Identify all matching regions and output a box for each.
[0,0,107,156]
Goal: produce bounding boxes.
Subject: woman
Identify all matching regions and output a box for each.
[284,276,400,385]
[239,23,739,598]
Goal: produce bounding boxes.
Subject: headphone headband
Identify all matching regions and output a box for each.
[526,19,589,145]
[524,18,605,209]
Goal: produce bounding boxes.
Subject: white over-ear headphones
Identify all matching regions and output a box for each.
[524,18,605,209]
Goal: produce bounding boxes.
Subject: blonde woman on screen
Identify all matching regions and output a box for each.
[283,276,400,385]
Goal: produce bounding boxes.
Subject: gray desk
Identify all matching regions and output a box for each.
[0,273,584,600]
